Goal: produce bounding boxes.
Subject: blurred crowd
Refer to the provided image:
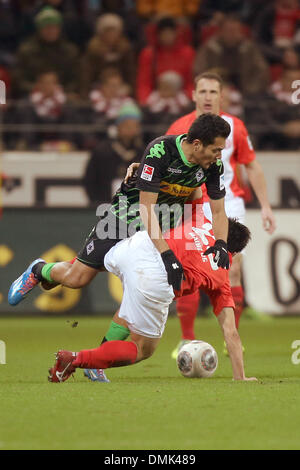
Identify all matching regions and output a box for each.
[0,0,300,157]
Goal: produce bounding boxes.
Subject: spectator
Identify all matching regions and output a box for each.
[247,68,300,150]
[196,10,251,45]
[198,11,226,44]
[143,18,193,48]
[198,0,257,23]
[194,15,270,96]
[270,67,300,104]
[30,71,66,117]
[15,71,79,151]
[254,0,300,64]
[83,102,144,204]
[13,6,79,98]
[145,71,191,115]
[89,69,134,121]
[40,0,91,49]
[270,68,300,148]
[19,0,92,50]
[270,47,300,81]
[137,17,195,104]
[85,0,143,50]
[80,13,136,98]
[82,68,138,149]
[136,0,201,18]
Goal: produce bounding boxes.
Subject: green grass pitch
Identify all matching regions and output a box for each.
[0,315,300,450]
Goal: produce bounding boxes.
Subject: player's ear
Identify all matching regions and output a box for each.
[193,139,203,152]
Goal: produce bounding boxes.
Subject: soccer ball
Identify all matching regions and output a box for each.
[177,340,218,378]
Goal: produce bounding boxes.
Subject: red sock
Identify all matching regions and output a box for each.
[231,286,244,329]
[176,291,200,340]
[73,340,138,369]
[70,257,76,264]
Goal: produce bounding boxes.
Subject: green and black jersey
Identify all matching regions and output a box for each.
[109,134,225,234]
[78,134,225,268]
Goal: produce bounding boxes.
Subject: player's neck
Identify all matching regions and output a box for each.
[196,107,221,117]
[180,140,197,165]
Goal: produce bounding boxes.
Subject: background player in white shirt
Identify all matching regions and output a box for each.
[166,72,276,356]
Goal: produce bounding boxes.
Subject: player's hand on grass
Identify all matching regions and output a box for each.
[125,163,140,183]
[233,376,258,381]
[237,377,258,382]
[161,249,185,291]
[204,239,230,269]
[261,206,276,235]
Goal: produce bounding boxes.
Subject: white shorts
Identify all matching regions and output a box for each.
[203,196,246,224]
[104,231,175,339]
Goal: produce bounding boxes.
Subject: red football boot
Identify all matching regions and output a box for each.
[48,350,77,383]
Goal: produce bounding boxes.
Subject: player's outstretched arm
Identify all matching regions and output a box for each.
[205,197,230,269]
[245,160,276,235]
[209,197,228,243]
[218,308,257,381]
[139,191,184,292]
[139,191,170,254]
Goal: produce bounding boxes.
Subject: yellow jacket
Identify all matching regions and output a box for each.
[136,0,201,17]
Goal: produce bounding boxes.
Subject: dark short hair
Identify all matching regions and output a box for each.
[227,218,251,254]
[194,71,224,89]
[186,113,230,147]
[157,17,176,31]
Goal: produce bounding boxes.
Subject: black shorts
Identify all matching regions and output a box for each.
[77,226,122,270]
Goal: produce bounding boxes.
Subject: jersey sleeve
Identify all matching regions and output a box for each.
[205,281,235,317]
[136,137,171,193]
[205,161,226,200]
[234,119,256,165]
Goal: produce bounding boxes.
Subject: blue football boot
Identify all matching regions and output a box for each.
[8,258,45,306]
[84,369,110,383]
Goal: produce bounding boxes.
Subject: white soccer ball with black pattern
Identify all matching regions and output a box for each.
[177,340,218,378]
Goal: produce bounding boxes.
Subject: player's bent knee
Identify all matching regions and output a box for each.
[136,341,157,362]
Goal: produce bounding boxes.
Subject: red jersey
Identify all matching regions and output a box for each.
[137,44,195,104]
[165,201,234,316]
[166,110,256,202]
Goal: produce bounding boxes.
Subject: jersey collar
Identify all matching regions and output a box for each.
[175,134,198,168]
